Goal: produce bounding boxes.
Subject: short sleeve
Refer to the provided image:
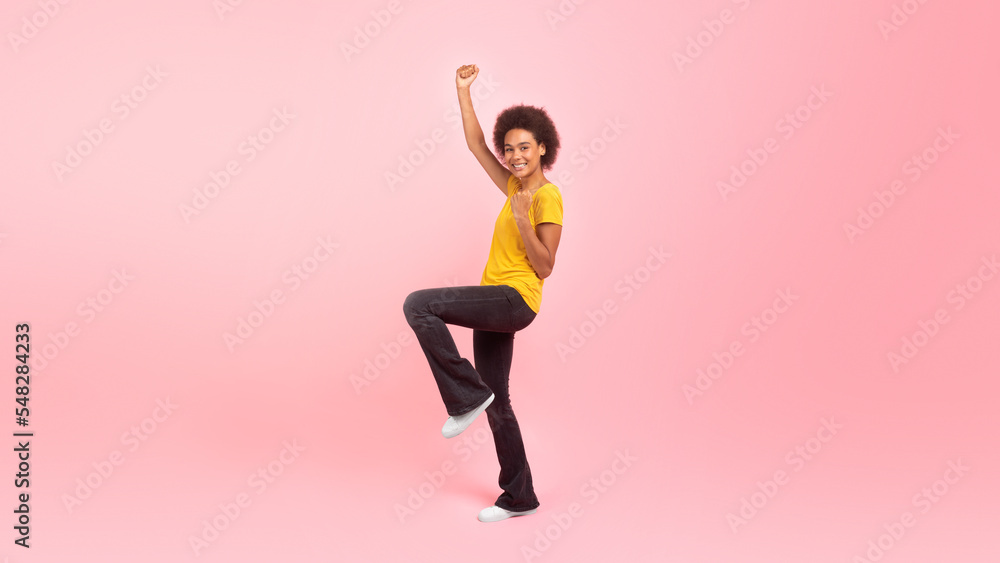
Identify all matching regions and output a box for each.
[506,174,517,197]
[531,185,563,226]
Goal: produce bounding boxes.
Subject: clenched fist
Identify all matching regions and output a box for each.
[456,64,479,89]
[511,187,532,223]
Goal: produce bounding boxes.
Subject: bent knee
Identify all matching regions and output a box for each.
[403,290,427,320]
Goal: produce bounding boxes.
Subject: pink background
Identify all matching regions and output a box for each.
[2,1,998,561]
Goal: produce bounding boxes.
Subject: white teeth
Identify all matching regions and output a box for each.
[514,163,526,169]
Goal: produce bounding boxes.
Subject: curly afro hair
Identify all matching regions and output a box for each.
[492,104,561,171]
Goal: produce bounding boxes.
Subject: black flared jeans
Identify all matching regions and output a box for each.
[403,284,540,512]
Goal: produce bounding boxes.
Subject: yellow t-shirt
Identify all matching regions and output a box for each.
[480,174,564,314]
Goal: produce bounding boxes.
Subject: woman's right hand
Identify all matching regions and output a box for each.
[456,64,479,89]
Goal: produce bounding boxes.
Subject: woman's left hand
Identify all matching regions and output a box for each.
[511,188,531,223]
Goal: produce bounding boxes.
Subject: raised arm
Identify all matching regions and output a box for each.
[456,64,511,196]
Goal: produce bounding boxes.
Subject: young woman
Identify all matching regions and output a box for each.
[402,64,563,523]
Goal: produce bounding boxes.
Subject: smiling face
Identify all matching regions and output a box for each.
[504,128,545,179]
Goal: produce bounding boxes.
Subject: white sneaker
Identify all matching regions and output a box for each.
[477,505,537,522]
[441,393,494,439]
